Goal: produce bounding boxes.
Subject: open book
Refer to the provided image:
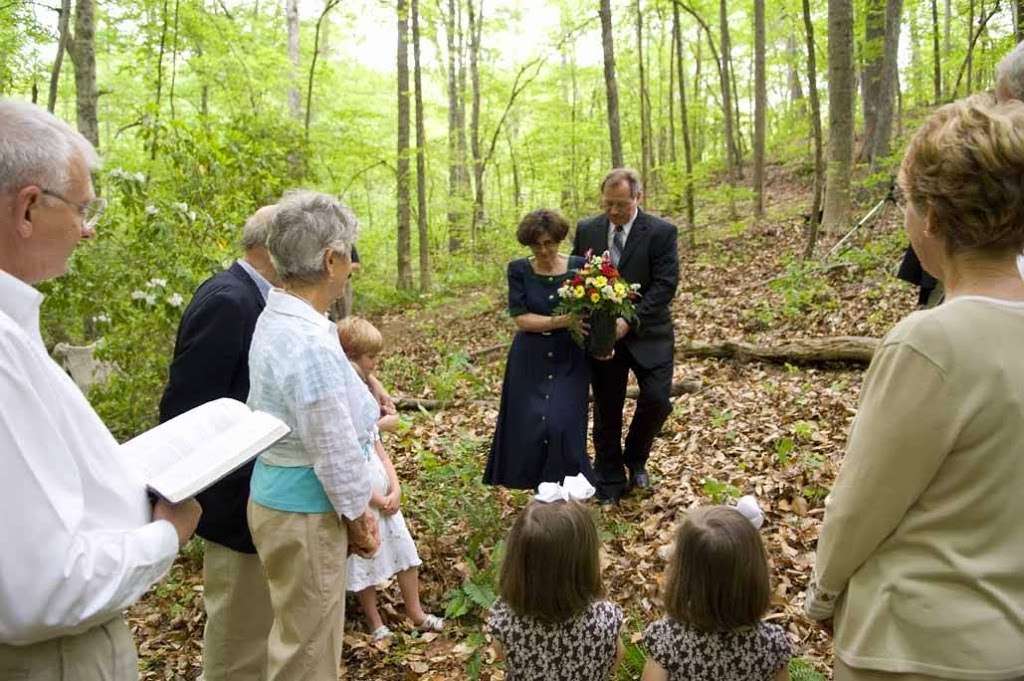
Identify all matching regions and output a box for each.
[122,398,289,503]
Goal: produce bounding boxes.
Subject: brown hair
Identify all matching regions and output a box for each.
[600,168,643,197]
[662,506,770,632]
[899,94,1024,256]
[515,209,571,246]
[336,316,383,359]
[499,501,604,623]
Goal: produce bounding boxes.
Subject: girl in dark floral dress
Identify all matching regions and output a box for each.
[642,506,792,681]
[487,501,623,681]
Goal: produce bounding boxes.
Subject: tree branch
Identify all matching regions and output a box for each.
[304,0,341,142]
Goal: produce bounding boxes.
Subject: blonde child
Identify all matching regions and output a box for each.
[488,500,624,681]
[337,317,442,640]
[642,506,791,681]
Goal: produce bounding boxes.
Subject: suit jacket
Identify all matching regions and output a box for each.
[158,262,265,554]
[572,209,679,369]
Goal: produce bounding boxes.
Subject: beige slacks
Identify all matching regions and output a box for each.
[0,618,136,681]
[248,501,348,681]
[835,659,960,681]
[201,539,273,681]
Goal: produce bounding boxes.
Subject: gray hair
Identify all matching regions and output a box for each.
[0,99,99,195]
[241,204,277,250]
[267,191,359,284]
[996,41,1024,102]
[600,167,643,197]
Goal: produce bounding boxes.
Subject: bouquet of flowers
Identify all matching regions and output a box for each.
[554,250,641,356]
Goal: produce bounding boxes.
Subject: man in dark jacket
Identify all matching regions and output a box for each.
[159,205,278,681]
[573,168,679,504]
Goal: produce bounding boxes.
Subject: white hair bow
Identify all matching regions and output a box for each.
[735,495,764,529]
[535,474,596,503]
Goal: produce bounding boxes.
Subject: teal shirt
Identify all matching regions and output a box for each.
[250,459,333,513]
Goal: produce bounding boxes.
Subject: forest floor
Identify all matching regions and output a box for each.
[128,166,917,680]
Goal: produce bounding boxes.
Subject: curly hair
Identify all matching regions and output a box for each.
[899,94,1024,255]
[515,209,571,247]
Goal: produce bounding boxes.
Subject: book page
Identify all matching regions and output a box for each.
[121,398,252,481]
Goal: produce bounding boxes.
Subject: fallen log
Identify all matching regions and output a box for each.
[681,336,879,365]
[394,378,702,412]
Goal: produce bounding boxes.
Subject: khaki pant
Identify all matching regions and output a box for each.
[835,659,958,681]
[0,618,136,681]
[248,501,348,681]
[201,540,273,681]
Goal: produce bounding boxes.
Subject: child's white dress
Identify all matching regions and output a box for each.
[346,384,421,593]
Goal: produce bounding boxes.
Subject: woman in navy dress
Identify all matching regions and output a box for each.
[484,209,593,489]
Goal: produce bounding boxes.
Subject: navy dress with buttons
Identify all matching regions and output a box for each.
[484,256,594,489]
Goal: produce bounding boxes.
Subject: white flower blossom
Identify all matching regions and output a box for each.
[134,172,145,183]
[173,202,189,213]
[166,293,185,308]
[145,204,158,216]
[187,211,197,222]
[92,313,111,324]
[147,278,167,288]
[130,290,147,301]
[144,293,157,306]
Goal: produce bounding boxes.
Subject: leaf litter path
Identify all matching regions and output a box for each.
[129,182,916,680]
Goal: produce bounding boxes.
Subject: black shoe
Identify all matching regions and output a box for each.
[596,492,620,507]
[629,468,652,491]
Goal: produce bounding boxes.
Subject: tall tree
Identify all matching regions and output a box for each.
[673,2,696,244]
[931,0,941,102]
[859,0,902,166]
[412,0,430,291]
[304,1,341,142]
[47,0,72,113]
[600,0,624,167]
[802,0,824,257]
[718,0,739,179]
[66,0,99,148]
[396,0,413,290]
[286,0,301,118]
[752,0,766,219]
[468,0,484,235]
[634,0,652,186]
[443,0,465,252]
[821,0,854,236]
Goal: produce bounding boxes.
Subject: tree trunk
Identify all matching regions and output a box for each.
[396,0,414,290]
[821,0,854,236]
[1017,0,1024,43]
[673,2,696,242]
[944,0,952,95]
[966,0,974,94]
[286,0,301,118]
[871,0,902,163]
[635,0,651,187]
[931,0,941,103]
[304,1,340,142]
[444,0,465,253]
[752,0,766,219]
[802,0,825,258]
[600,0,624,167]
[718,0,738,208]
[412,0,430,292]
[66,0,99,149]
[48,0,72,113]
[468,0,484,238]
[787,33,804,104]
[858,0,885,163]
[681,336,879,365]
[668,21,677,166]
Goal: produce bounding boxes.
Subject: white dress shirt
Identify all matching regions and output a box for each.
[0,270,178,646]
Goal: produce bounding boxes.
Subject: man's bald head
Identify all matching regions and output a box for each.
[996,41,1024,102]
[241,204,280,286]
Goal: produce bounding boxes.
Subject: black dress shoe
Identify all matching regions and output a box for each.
[596,493,620,506]
[629,468,652,490]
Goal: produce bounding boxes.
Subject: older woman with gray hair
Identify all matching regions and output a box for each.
[246,191,379,681]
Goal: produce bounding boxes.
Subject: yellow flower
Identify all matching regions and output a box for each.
[574,286,585,298]
[593,275,607,287]
[614,282,626,294]
[590,292,600,303]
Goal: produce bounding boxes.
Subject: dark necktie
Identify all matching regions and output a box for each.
[611,225,625,266]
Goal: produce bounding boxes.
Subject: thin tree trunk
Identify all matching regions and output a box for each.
[66,0,99,149]
[821,0,854,237]
[305,1,340,142]
[802,0,824,258]
[966,0,974,93]
[787,33,804,104]
[396,0,414,290]
[444,0,464,253]
[859,0,885,163]
[48,0,72,113]
[468,0,484,237]
[635,0,651,186]
[600,0,624,167]
[871,0,902,163]
[931,0,941,103]
[1017,0,1024,43]
[673,2,696,243]
[150,0,169,159]
[668,19,677,166]
[719,0,737,213]
[753,0,766,219]
[412,0,430,291]
[286,0,301,118]
[944,0,952,95]
[169,0,180,121]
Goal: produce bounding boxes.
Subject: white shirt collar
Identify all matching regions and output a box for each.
[265,288,334,333]
[0,269,44,347]
[608,207,639,243]
[236,258,272,301]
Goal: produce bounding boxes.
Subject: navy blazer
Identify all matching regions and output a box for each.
[158,262,265,554]
[572,209,679,369]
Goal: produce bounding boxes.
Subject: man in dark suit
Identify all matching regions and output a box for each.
[572,168,679,504]
[158,205,279,681]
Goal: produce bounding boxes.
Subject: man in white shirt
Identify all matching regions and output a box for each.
[0,100,201,679]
